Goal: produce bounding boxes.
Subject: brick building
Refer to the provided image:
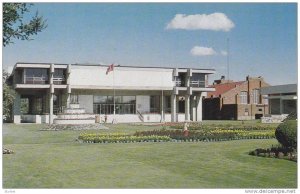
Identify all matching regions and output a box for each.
[203,76,270,120]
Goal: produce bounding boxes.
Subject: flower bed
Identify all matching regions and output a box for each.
[163,122,276,131]
[78,133,171,143]
[134,129,275,141]
[78,128,275,144]
[249,146,297,162]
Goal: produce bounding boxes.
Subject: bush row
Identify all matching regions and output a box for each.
[78,133,171,143]
[249,146,297,162]
[168,123,276,131]
[78,128,275,144]
[134,129,275,141]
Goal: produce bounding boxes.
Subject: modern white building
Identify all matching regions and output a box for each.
[9,62,215,124]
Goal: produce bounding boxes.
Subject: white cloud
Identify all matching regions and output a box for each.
[221,50,228,56]
[190,46,217,56]
[166,13,235,31]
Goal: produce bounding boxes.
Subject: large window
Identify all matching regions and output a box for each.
[262,95,268,105]
[240,91,248,104]
[253,89,259,104]
[175,73,186,87]
[190,73,205,87]
[93,96,136,114]
[20,98,29,114]
[150,96,160,113]
[70,95,79,104]
[53,69,66,84]
[164,96,171,113]
[24,68,49,84]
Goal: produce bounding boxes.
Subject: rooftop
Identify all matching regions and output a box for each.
[14,62,216,71]
[207,81,246,97]
[260,84,297,95]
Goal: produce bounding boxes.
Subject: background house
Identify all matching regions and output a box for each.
[260,84,297,123]
[203,76,270,120]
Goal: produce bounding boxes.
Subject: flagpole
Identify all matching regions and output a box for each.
[113,64,115,123]
[161,89,164,123]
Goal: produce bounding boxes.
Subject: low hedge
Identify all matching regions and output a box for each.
[167,123,276,131]
[249,145,297,162]
[78,128,275,144]
[134,129,275,141]
[78,133,171,143]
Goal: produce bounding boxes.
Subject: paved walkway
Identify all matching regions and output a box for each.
[41,124,109,130]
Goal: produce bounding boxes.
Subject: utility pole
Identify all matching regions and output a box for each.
[227,38,230,83]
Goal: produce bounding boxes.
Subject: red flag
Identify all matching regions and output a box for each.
[106,64,114,75]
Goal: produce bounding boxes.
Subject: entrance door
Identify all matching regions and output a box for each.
[178,98,185,113]
[53,94,64,114]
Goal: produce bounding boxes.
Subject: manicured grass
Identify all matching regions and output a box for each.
[3,123,296,188]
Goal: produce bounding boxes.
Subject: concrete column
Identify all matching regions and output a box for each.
[49,64,54,124]
[67,93,71,108]
[279,98,283,114]
[49,93,54,124]
[191,96,196,121]
[66,64,71,109]
[160,92,164,122]
[28,97,33,114]
[171,94,177,122]
[186,70,191,87]
[185,94,190,121]
[13,92,21,123]
[67,64,71,77]
[196,93,203,121]
[269,100,272,114]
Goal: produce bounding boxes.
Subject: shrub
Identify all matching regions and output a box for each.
[134,129,275,141]
[78,133,171,143]
[167,123,276,131]
[275,119,297,149]
[249,144,297,162]
[277,152,284,159]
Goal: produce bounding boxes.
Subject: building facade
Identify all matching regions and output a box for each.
[9,62,215,124]
[260,84,297,121]
[203,76,269,120]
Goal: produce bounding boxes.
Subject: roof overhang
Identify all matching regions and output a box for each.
[260,84,297,95]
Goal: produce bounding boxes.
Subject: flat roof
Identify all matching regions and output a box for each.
[260,84,297,95]
[13,62,216,71]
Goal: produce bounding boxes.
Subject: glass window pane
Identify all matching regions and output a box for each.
[150,96,160,113]
[115,96,122,103]
[240,92,248,104]
[122,96,136,103]
[93,95,136,115]
[54,69,65,78]
[26,69,33,77]
[191,73,205,81]
[71,95,79,103]
[94,96,107,103]
[107,96,114,103]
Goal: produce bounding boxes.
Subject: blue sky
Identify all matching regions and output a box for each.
[3,3,297,85]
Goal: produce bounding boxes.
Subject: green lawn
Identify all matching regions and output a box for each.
[3,123,297,188]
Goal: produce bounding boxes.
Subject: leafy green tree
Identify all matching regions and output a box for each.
[3,70,16,121]
[3,3,47,47]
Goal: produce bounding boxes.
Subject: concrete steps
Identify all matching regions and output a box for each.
[53,103,96,124]
[56,114,96,119]
[64,108,86,114]
[54,118,96,124]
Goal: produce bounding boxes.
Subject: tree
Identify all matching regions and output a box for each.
[3,70,16,122]
[3,3,47,47]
